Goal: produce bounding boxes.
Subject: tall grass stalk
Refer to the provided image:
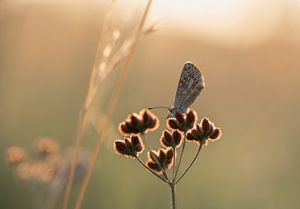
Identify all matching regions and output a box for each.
[73,1,153,209]
[61,3,115,209]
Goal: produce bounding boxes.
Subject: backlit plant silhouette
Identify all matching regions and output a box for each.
[114,109,222,209]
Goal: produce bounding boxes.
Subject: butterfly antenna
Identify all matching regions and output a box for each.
[148,106,169,110]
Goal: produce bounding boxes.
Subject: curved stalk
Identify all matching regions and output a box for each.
[174,134,186,179]
[175,144,202,184]
[172,147,176,182]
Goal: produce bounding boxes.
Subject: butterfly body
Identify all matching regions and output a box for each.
[168,61,205,117]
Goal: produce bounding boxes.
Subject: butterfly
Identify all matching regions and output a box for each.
[168,61,205,117]
[149,61,205,117]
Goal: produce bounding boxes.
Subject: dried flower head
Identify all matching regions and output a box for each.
[146,148,174,174]
[186,117,222,145]
[34,138,60,157]
[167,109,197,132]
[6,146,27,166]
[160,130,183,148]
[114,135,144,158]
[119,109,159,135]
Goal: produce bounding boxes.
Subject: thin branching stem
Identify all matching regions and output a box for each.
[175,144,202,184]
[172,147,176,182]
[73,1,153,209]
[142,133,152,151]
[161,164,170,182]
[135,156,169,183]
[174,133,187,179]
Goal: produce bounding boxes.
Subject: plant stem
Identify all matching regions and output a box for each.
[172,147,176,181]
[174,134,186,179]
[62,3,114,209]
[73,1,153,209]
[135,156,169,183]
[170,183,176,209]
[62,106,89,209]
[175,144,202,184]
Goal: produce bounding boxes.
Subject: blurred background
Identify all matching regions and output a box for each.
[1,0,300,209]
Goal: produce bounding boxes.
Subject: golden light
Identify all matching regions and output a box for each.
[149,0,300,45]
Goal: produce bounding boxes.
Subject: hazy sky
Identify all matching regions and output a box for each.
[1,0,300,46]
[150,0,300,45]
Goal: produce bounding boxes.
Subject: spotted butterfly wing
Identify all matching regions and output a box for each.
[170,62,205,115]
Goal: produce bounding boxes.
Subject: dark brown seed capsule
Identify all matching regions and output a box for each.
[209,128,222,141]
[201,118,211,134]
[161,130,173,147]
[130,135,144,153]
[175,112,185,124]
[165,148,174,168]
[167,118,180,130]
[172,130,182,147]
[114,140,130,156]
[146,161,162,173]
[186,110,197,128]
[130,114,143,129]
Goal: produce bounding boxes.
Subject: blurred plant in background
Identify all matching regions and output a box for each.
[5,138,88,209]
[3,0,155,208]
[114,109,221,209]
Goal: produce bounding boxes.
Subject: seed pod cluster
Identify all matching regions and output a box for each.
[160,130,182,148]
[167,110,197,132]
[119,109,159,135]
[114,135,144,158]
[186,117,222,145]
[146,148,174,174]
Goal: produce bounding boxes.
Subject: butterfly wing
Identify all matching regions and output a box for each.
[174,62,205,112]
